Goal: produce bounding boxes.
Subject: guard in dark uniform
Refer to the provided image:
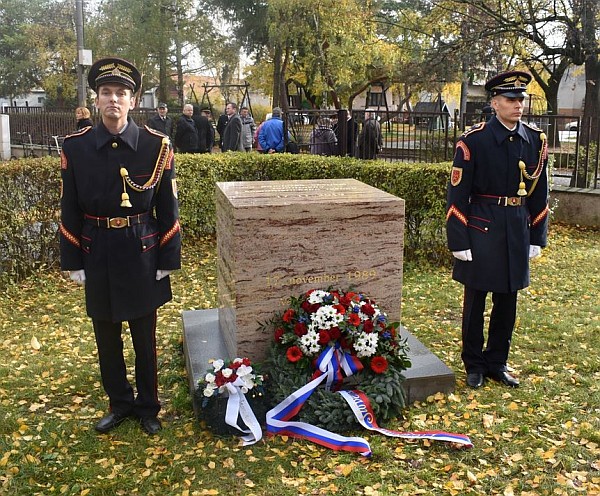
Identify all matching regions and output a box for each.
[59,57,181,434]
[446,71,549,389]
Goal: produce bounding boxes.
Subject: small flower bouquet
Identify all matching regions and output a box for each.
[195,358,267,441]
[200,357,262,401]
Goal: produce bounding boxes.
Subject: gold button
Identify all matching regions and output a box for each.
[509,136,514,141]
[142,245,147,250]
[112,142,118,149]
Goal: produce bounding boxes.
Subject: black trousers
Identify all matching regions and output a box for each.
[92,311,160,418]
[461,287,518,375]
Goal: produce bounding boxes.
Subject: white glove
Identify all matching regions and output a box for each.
[69,269,86,285]
[156,269,173,281]
[529,245,542,259]
[452,249,473,262]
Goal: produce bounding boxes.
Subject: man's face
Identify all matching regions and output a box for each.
[158,106,168,117]
[183,105,193,117]
[95,84,135,120]
[226,104,236,116]
[240,108,248,118]
[492,95,524,127]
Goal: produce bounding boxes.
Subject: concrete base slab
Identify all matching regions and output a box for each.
[182,309,455,414]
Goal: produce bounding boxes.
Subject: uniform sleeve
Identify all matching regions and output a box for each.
[155,146,181,270]
[446,138,474,251]
[59,144,84,271]
[527,135,550,247]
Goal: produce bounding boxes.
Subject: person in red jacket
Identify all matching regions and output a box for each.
[446,71,549,389]
[59,57,181,435]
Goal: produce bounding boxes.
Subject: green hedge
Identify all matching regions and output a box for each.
[0,153,452,287]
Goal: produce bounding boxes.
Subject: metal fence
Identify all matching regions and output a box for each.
[3,106,599,189]
[283,108,599,190]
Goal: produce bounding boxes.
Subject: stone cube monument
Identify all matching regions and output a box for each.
[216,178,404,361]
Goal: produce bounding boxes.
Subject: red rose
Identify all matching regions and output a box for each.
[294,322,308,336]
[231,361,241,370]
[348,313,361,326]
[318,330,331,345]
[283,309,295,323]
[363,320,374,333]
[242,358,251,366]
[302,301,320,313]
[286,346,303,363]
[329,326,341,340]
[215,371,226,386]
[362,303,376,316]
[370,356,389,374]
[333,304,346,315]
[339,295,351,307]
[274,327,285,342]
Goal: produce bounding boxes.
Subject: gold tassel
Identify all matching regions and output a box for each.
[120,167,133,208]
[517,161,528,196]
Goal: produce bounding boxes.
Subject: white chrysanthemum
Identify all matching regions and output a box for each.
[221,367,233,378]
[300,330,321,355]
[204,372,216,384]
[309,305,343,330]
[354,332,379,358]
[203,383,217,397]
[211,359,224,371]
[307,290,330,304]
[236,364,253,377]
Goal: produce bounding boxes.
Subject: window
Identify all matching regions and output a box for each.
[367,92,385,107]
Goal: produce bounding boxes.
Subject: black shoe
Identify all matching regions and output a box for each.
[95,412,130,433]
[489,370,519,388]
[140,416,162,435]
[466,373,485,388]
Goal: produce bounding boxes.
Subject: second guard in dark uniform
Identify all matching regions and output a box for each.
[446,71,549,389]
[59,57,181,434]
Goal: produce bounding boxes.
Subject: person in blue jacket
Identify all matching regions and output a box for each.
[258,107,286,153]
[446,71,549,389]
[60,57,181,435]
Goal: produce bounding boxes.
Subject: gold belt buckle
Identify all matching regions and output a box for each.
[109,217,129,228]
[507,197,521,206]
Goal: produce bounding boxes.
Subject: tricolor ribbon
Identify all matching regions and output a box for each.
[339,390,473,448]
[266,346,473,455]
[266,371,373,457]
[223,380,263,445]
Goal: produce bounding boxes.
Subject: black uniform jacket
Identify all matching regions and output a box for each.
[446,116,549,293]
[60,119,181,322]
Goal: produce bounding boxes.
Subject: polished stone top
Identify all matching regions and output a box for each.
[216,179,401,207]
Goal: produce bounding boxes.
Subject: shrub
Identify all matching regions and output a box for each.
[0,153,452,286]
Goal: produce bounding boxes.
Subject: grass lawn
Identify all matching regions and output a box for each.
[1,223,599,496]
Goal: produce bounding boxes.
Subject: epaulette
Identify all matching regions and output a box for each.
[462,122,486,138]
[522,121,542,132]
[63,126,92,141]
[145,125,169,140]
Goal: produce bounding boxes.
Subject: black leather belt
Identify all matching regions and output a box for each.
[470,194,526,207]
[84,212,150,228]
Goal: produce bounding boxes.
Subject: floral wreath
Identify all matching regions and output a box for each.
[263,288,411,433]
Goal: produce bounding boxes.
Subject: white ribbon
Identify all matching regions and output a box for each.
[223,379,263,445]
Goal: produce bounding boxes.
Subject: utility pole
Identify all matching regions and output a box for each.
[75,0,86,106]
